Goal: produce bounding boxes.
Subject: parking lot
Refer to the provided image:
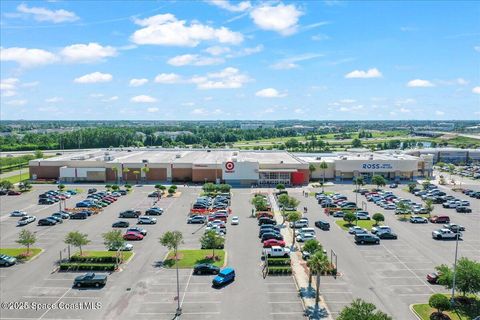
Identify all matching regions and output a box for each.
[294,182,479,319]
[0,186,304,320]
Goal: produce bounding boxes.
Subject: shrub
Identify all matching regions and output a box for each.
[59,263,117,271]
[268,266,292,275]
[69,255,119,263]
[429,294,450,314]
[124,184,132,189]
[267,258,291,266]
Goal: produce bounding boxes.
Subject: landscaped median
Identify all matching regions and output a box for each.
[412,295,480,320]
[0,248,42,261]
[335,220,377,231]
[162,249,226,268]
[266,257,292,275]
[59,250,133,271]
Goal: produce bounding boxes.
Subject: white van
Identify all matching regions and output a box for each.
[295,227,316,236]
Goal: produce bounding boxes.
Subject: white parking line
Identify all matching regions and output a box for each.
[267,291,298,294]
[270,312,305,315]
[389,284,430,287]
[143,301,220,304]
[180,271,193,308]
[23,296,99,299]
[38,288,71,319]
[138,312,220,315]
[268,301,302,304]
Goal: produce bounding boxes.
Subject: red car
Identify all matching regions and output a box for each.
[429,215,450,224]
[123,232,144,240]
[263,239,286,248]
[426,272,440,284]
[7,190,21,196]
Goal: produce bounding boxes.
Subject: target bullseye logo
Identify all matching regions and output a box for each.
[225,161,235,171]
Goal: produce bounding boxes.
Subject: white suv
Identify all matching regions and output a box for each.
[138,216,157,224]
[371,226,391,234]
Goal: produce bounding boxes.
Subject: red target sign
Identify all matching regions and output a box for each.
[225,161,235,171]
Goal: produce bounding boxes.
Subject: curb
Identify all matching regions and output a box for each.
[409,304,423,320]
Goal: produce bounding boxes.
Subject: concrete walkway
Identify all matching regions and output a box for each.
[268,193,333,320]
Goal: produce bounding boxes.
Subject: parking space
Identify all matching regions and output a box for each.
[293,184,479,319]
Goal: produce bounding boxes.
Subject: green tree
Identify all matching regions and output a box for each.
[133,170,140,184]
[0,180,14,191]
[435,257,480,297]
[319,161,328,193]
[65,231,90,256]
[219,184,231,193]
[203,183,216,193]
[338,299,392,320]
[396,201,411,221]
[351,138,362,148]
[303,239,323,287]
[111,184,119,191]
[408,182,417,193]
[102,230,126,262]
[200,230,225,259]
[422,178,431,190]
[353,176,365,192]
[343,212,356,226]
[275,183,285,190]
[16,229,36,255]
[122,167,130,182]
[111,166,119,183]
[371,175,386,189]
[424,199,434,218]
[168,187,175,196]
[372,213,384,226]
[34,150,44,159]
[428,294,450,315]
[307,252,331,310]
[159,230,183,314]
[287,211,302,247]
[18,181,32,192]
[141,166,150,181]
[57,184,65,191]
[105,184,112,191]
[251,195,268,211]
[308,163,316,178]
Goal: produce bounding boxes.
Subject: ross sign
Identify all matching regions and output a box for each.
[225,161,235,171]
[361,163,393,170]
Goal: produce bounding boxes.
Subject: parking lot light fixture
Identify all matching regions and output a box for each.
[450,232,460,306]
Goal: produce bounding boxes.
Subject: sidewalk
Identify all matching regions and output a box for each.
[268,193,333,320]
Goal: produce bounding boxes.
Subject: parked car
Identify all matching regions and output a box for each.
[52,212,70,219]
[443,223,465,232]
[193,263,220,275]
[348,226,368,235]
[429,215,450,224]
[0,254,17,266]
[123,232,144,240]
[258,217,276,226]
[10,210,28,217]
[17,215,36,226]
[70,212,88,220]
[432,229,462,240]
[296,233,316,242]
[187,215,206,224]
[426,272,440,284]
[47,216,63,224]
[7,190,21,196]
[314,220,330,230]
[119,210,141,218]
[112,220,130,228]
[263,246,291,258]
[410,216,428,223]
[231,216,239,225]
[39,198,55,205]
[355,234,380,245]
[263,239,286,248]
[145,207,163,215]
[261,232,283,242]
[332,211,345,218]
[377,232,398,239]
[355,211,371,220]
[371,226,391,234]
[73,273,107,287]
[127,227,147,236]
[389,183,398,188]
[138,216,157,224]
[38,218,57,226]
[108,243,133,251]
[212,268,235,287]
[456,206,472,213]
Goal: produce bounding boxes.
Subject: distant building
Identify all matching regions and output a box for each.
[285,125,316,134]
[240,123,275,130]
[154,131,193,140]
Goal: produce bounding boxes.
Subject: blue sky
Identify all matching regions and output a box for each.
[1,0,479,120]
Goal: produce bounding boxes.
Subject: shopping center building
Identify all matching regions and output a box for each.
[29,148,436,185]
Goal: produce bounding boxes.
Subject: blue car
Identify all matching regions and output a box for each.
[76,202,89,208]
[212,268,235,287]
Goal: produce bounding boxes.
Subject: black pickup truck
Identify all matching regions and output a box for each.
[73,273,107,287]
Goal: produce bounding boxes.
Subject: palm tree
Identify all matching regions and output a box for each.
[308,164,316,179]
[122,167,130,183]
[308,252,330,310]
[111,167,119,183]
[424,199,434,218]
[319,161,328,193]
[133,170,140,184]
[396,201,411,221]
[141,166,150,182]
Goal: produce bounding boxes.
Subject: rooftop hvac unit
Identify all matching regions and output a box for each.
[88,154,94,158]
[175,154,181,158]
[104,155,115,161]
[104,152,110,155]
[232,157,238,162]
[280,161,284,164]
[316,157,321,160]
[341,157,347,160]
[142,159,148,163]
[357,154,360,157]
[233,151,238,156]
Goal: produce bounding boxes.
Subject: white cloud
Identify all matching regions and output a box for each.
[60,43,117,63]
[45,97,63,103]
[311,33,330,41]
[192,67,251,89]
[271,53,323,70]
[206,0,252,12]
[407,79,435,87]
[345,68,382,79]
[154,73,182,84]
[294,108,305,114]
[212,108,223,115]
[0,78,19,96]
[131,13,243,47]
[89,93,104,98]
[250,3,303,36]
[456,78,468,85]
[255,88,287,98]
[399,108,411,113]
[473,86,480,94]
[435,110,445,116]
[129,78,149,87]
[205,46,231,56]
[339,105,364,112]
[339,99,356,104]
[102,96,118,102]
[182,102,196,106]
[191,108,207,115]
[147,107,159,113]
[0,47,58,68]
[131,95,157,103]
[21,81,39,87]
[400,26,416,32]
[5,99,27,106]
[74,72,113,84]
[17,3,79,23]
[168,54,224,66]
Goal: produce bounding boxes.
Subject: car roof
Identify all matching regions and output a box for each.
[221,267,234,274]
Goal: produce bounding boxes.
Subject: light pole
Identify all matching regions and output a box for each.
[450,233,460,307]
[175,246,182,316]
